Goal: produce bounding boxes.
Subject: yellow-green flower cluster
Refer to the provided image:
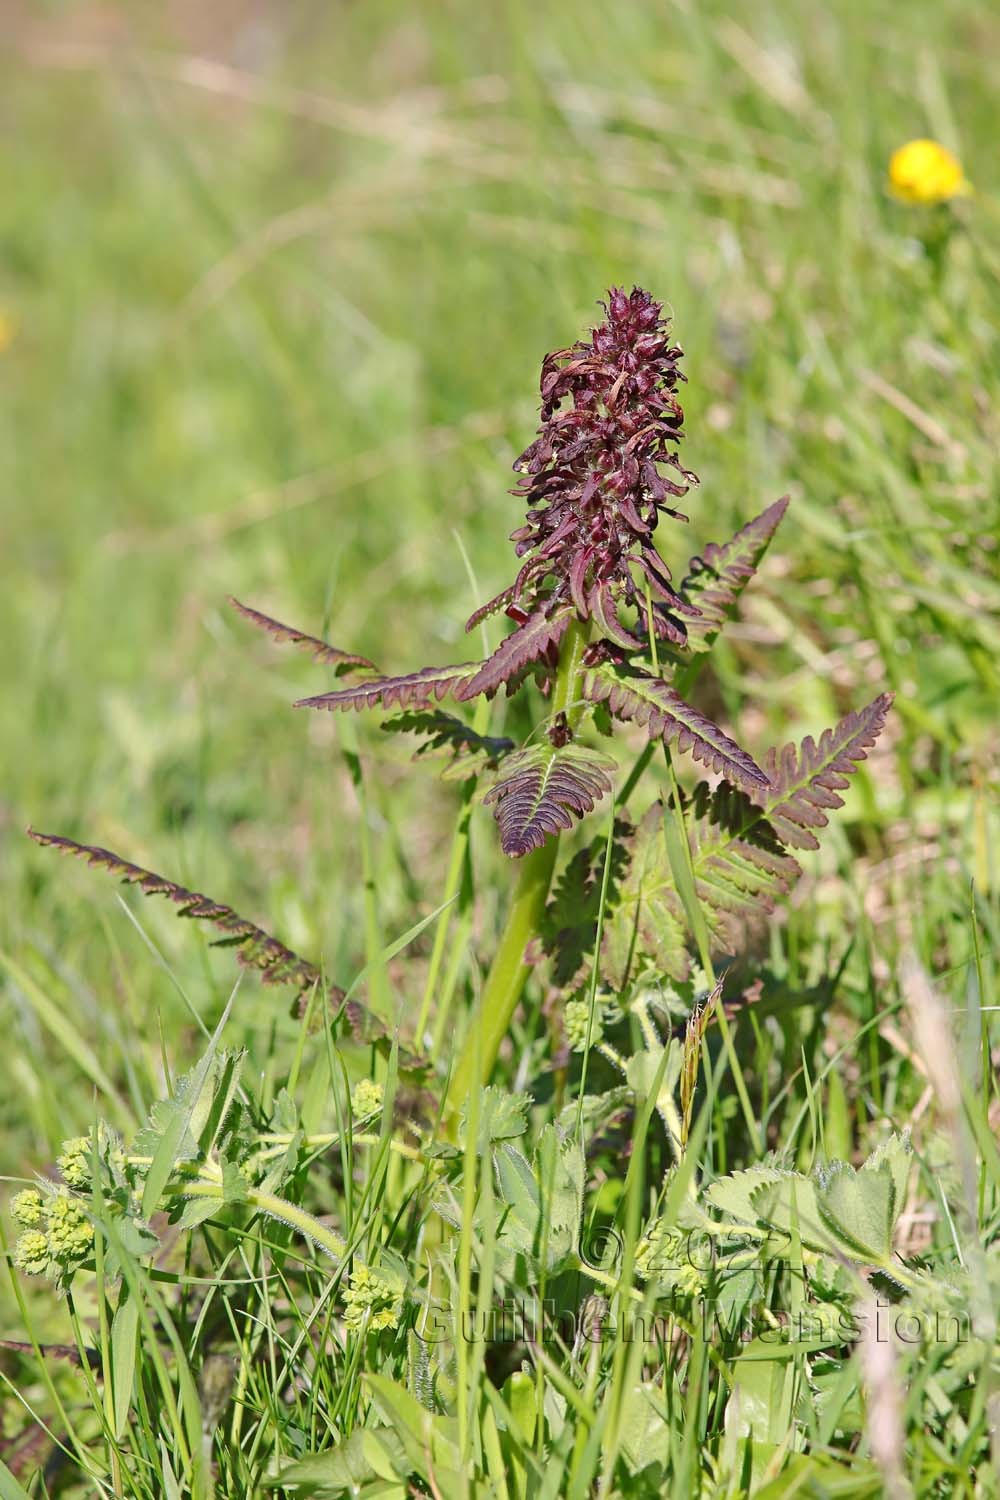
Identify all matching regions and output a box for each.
[564,998,603,1053]
[10,1188,94,1278]
[11,1189,44,1227]
[343,1263,403,1334]
[57,1137,92,1189]
[43,1192,94,1260]
[635,1219,707,1297]
[12,1231,50,1276]
[350,1079,384,1120]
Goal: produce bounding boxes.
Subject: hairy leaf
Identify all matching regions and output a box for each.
[381,710,514,780]
[750,692,893,850]
[453,606,573,702]
[295,661,482,714]
[582,664,768,790]
[229,597,376,674]
[482,743,615,857]
[680,496,789,652]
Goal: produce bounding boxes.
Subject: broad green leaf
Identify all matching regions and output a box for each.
[625,1040,682,1102]
[0,1456,34,1500]
[462,1086,531,1150]
[705,1166,790,1227]
[264,1427,409,1494]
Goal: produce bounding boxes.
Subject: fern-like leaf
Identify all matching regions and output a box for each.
[483,743,615,857]
[465,586,518,633]
[229,598,376,674]
[27,830,432,1075]
[601,809,690,985]
[381,711,514,780]
[582,664,768,790]
[680,497,789,653]
[534,829,629,987]
[750,692,893,850]
[295,662,482,714]
[453,606,573,702]
[571,695,891,983]
[27,830,331,992]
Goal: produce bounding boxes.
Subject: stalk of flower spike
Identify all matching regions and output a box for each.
[445,618,591,1114]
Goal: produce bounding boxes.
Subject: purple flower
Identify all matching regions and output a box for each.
[475,288,700,651]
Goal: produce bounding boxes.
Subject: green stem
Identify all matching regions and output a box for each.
[178,1178,348,1262]
[445,618,590,1114]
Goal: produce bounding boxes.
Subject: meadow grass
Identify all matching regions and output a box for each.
[1,2,999,1495]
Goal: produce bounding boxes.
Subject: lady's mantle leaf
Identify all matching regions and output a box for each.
[483,743,616,857]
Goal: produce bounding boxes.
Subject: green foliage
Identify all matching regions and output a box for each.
[4,3,1000,1494]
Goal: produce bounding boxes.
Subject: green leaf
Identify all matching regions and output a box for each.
[749,1174,828,1252]
[264,1427,409,1495]
[625,1040,682,1102]
[462,1086,532,1150]
[110,1293,139,1440]
[534,1124,584,1267]
[556,1085,634,1137]
[0,1459,34,1500]
[196,1048,246,1158]
[815,1162,895,1263]
[138,996,235,1218]
[705,1166,791,1227]
[724,1338,795,1448]
[618,1382,671,1475]
[365,1373,461,1485]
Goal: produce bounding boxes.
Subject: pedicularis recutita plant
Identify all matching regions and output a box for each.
[29,286,891,1125]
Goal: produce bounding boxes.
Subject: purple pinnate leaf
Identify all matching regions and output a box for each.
[465,586,519,633]
[26,830,431,1073]
[453,606,574,702]
[27,829,332,994]
[483,743,616,857]
[381,710,514,779]
[229,597,376,674]
[295,662,482,714]
[750,693,893,850]
[582,664,769,790]
[680,497,789,653]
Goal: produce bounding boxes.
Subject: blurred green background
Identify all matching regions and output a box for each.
[2,0,998,1162]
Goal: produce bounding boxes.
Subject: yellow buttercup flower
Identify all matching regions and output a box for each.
[888,139,971,204]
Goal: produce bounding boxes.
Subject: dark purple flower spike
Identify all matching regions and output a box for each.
[475,287,700,652]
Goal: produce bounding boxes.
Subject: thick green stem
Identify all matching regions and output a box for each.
[445,619,590,1115]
